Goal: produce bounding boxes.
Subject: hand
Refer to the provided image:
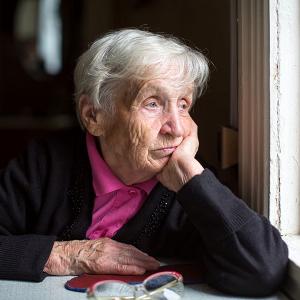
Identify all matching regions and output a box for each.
[43,237,160,275]
[156,119,204,192]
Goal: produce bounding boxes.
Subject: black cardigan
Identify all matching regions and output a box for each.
[0,129,288,296]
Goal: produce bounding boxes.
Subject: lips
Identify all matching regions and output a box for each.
[153,146,177,157]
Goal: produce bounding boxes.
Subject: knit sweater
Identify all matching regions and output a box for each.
[0,129,288,296]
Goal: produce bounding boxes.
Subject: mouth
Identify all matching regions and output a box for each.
[153,146,177,157]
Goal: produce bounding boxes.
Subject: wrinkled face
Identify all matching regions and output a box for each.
[98,76,194,184]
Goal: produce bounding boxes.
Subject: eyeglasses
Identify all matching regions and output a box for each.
[86,271,184,300]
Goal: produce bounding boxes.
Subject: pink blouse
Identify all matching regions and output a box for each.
[85,133,157,239]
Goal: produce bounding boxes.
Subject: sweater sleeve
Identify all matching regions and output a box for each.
[0,141,56,281]
[176,168,288,297]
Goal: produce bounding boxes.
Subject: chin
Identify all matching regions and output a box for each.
[134,156,170,179]
[150,157,170,173]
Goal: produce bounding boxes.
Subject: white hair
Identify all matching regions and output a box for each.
[74,28,209,124]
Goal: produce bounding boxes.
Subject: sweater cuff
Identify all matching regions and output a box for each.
[0,235,56,281]
[177,168,257,246]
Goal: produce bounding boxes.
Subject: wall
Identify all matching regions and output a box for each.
[80,0,232,171]
[0,0,234,189]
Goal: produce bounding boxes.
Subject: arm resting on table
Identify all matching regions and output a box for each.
[0,235,55,281]
[177,169,288,297]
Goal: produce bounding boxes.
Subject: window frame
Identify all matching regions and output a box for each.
[237,0,300,298]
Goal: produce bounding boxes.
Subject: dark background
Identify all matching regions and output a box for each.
[0,0,238,194]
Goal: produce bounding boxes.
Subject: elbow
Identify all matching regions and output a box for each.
[248,262,288,296]
[206,223,289,296]
[209,255,289,297]
[248,241,289,296]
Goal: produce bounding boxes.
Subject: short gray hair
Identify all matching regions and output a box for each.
[74,28,209,123]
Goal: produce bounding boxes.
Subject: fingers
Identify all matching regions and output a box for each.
[118,242,157,262]
[110,262,146,275]
[122,249,159,267]
[116,254,159,272]
[107,239,155,260]
[108,239,160,271]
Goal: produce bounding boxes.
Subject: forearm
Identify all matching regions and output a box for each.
[177,169,256,246]
[0,235,56,281]
[177,169,288,296]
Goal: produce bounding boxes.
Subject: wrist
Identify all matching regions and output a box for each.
[175,159,204,191]
[43,241,76,275]
[186,160,204,178]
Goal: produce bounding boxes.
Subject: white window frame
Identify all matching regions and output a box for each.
[237,0,300,298]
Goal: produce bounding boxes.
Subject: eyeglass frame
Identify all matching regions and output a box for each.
[86,270,184,300]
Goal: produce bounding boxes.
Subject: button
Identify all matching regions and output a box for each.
[128,189,137,196]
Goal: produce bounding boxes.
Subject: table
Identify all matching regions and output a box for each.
[0,276,289,300]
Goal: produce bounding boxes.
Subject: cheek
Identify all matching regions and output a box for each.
[181,116,193,137]
[103,118,133,154]
[128,119,156,151]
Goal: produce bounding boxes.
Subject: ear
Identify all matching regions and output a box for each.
[78,95,106,136]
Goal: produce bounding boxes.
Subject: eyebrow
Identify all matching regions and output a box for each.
[138,84,193,97]
[139,85,164,95]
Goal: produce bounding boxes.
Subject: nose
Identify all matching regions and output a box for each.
[159,111,185,137]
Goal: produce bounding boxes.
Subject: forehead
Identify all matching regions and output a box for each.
[136,79,193,97]
[142,63,193,90]
[119,64,194,107]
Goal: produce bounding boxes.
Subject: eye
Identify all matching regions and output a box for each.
[144,98,161,110]
[178,99,190,111]
[146,101,159,108]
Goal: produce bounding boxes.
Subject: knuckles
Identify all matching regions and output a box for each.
[115,263,129,273]
[69,238,153,275]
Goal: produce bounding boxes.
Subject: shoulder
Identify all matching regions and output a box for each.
[9,127,87,180]
[36,127,84,150]
[29,127,85,161]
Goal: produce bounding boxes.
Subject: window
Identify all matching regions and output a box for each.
[237,0,300,299]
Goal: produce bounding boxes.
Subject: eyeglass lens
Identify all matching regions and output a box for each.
[90,273,183,299]
[143,273,183,300]
[144,274,177,291]
[93,281,135,298]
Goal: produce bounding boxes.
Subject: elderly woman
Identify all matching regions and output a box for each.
[0,29,287,296]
